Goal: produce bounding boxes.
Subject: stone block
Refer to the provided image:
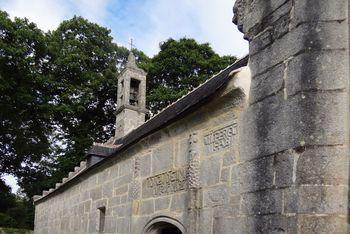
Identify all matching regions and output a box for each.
[139,154,151,177]
[154,196,171,211]
[88,212,97,233]
[113,174,132,187]
[203,185,229,207]
[243,214,297,233]
[200,158,221,186]
[120,194,127,203]
[112,204,126,217]
[286,50,349,97]
[94,198,107,210]
[114,185,128,196]
[170,192,187,212]
[116,217,130,234]
[175,138,188,167]
[102,181,113,198]
[249,63,285,104]
[274,151,294,188]
[84,200,91,213]
[293,0,348,25]
[131,216,149,234]
[199,208,213,234]
[222,151,236,166]
[140,199,154,215]
[118,158,132,176]
[240,91,348,161]
[241,189,283,215]
[296,146,349,185]
[90,187,102,201]
[239,0,290,34]
[297,215,348,233]
[250,21,347,76]
[213,217,243,234]
[284,185,348,214]
[152,143,173,174]
[237,156,274,193]
[104,216,116,233]
[108,196,121,208]
[220,167,230,182]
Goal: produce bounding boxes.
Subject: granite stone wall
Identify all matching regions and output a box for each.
[233,0,349,232]
[34,77,247,234]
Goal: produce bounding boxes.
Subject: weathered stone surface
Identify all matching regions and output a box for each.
[220,167,230,182]
[116,217,130,234]
[237,156,274,192]
[170,192,187,212]
[297,215,348,233]
[250,21,347,76]
[152,143,173,174]
[175,138,189,167]
[296,146,349,185]
[284,186,348,214]
[249,63,285,104]
[222,151,236,166]
[286,50,349,97]
[241,91,348,161]
[104,216,116,233]
[241,189,283,215]
[293,0,348,25]
[243,214,297,233]
[139,199,154,215]
[203,185,229,207]
[142,168,187,198]
[90,187,102,201]
[154,196,171,211]
[200,158,220,186]
[274,151,294,188]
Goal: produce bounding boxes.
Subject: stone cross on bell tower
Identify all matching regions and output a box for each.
[115,48,148,139]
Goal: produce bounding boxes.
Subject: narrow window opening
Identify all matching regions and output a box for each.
[98,206,106,234]
[130,78,140,106]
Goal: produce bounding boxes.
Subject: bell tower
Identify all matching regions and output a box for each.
[115,51,148,139]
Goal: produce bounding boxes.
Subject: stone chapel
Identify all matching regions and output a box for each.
[34,0,349,233]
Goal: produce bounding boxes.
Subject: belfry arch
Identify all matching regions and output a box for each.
[143,216,185,234]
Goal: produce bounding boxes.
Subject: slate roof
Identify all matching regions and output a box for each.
[89,55,248,157]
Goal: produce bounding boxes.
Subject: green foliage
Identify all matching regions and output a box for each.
[0,179,33,229]
[0,10,52,176]
[46,16,120,179]
[146,38,236,114]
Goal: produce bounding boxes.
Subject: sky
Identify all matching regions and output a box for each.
[0,0,248,57]
[0,0,248,193]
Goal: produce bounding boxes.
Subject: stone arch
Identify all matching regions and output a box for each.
[143,216,186,234]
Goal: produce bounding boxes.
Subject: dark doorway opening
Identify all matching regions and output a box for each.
[147,221,182,234]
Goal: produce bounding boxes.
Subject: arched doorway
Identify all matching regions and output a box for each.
[144,216,185,234]
[146,221,182,234]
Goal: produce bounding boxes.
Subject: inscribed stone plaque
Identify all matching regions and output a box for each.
[204,123,237,154]
[142,168,187,198]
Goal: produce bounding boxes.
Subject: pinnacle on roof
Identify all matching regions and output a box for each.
[126,51,137,68]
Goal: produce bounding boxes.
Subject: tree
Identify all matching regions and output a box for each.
[146,38,236,114]
[46,16,150,181]
[0,10,52,177]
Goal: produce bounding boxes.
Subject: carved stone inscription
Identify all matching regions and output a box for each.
[143,168,187,197]
[204,123,237,154]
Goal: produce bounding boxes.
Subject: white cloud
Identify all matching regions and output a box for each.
[71,0,111,25]
[1,0,247,57]
[133,0,248,57]
[2,0,70,31]
[1,0,112,31]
